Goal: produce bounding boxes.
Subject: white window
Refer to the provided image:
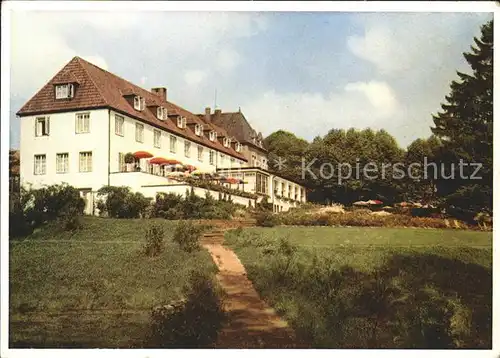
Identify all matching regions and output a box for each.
[195,124,203,136]
[177,116,186,129]
[184,141,191,157]
[79,152,92,172]
[223,137,230,148]
[115,115,124,136]
[197,146,203,162]
[118,152,126,172]
[170,135,177,153]
[135,123,144,143]
[157,106,167,120]
[75,113,90,134]
[209,150,215,165]
[35,117,50,137]
[235,142,241,152]
[231,158,235,167]
[55,84,74,99]
[220,154,225,166]
[34,154,46,175]
[209,131,216,142]
[154,129,161,148]
[134,96,145,111]
[56,153,69,174]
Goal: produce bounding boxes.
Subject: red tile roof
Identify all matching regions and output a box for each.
[17,56,247,161]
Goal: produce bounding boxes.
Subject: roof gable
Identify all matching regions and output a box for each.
[208,111,267,151]
[17,57,107,115]
[17,56,247,161]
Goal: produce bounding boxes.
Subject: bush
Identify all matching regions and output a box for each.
[23,184,85,227]
[255,211,280,227]
[10,184,85,237]
[124,152,135,164]
[96,186,151,218]
[148,271,226,348]
[152,190,240,220]
[173,221,203,253]
[144,224,165,257]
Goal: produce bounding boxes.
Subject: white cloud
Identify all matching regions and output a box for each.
[346,13,489,76]
[10,12,109,96]
[217,49,241,71]
[184,70,207,87]
[241,81,401,141]
[344,81,398,116]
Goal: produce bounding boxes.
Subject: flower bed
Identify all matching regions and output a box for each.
[275,210,474,230]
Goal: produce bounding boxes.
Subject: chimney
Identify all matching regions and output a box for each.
[205,107,211,122]
[151,87,167,102]
[214,109,222,119]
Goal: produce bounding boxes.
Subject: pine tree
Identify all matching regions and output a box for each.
[431,20,493,215]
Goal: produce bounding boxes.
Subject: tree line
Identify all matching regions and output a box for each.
[265,20,493,220]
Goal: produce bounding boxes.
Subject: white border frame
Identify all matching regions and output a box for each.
[1,2,498,358]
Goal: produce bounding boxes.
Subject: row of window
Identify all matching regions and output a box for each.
[35,113,90,137]
[33,152,92,175]
[34,113,242,166]
[114,114,243,164]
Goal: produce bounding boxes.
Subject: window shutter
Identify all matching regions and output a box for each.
[46,117,50,135]
[35,119,38,136]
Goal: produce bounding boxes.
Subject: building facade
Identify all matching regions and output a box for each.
[17,57,306,213]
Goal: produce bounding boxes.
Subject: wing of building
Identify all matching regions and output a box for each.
[17,56,307,214]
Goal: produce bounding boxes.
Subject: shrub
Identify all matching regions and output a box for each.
[10,184,85,237]
[144,224,165,257]
[124,152,135,164]
[9,200,33,238]
[96,186,151,218]
[23,184,85,227]
[255,210,280,227]
[58,205,83,232]
[153,192,184,219]
[148,271,226,348]
[152,190,240,220]
[173,221,203,253]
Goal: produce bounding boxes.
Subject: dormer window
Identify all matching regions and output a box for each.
[235,142,242,152]
[157,106,167,120]
[209,131,216,142]
[55,84,74,99]
[195,124,203,136]
[223,137,230,148]
[134,96,145,111]
[177,116,186,129]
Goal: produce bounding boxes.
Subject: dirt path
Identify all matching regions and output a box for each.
[200,224,302,348]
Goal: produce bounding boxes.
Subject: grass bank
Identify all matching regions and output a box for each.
[225,227,492,348]
[9,217,217,348]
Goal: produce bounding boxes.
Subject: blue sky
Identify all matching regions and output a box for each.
[9,11,492,149]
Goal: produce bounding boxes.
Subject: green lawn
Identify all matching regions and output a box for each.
[225,227,492,348]
[9,217,216,348]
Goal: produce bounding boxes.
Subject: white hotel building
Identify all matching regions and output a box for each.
[17,57,307,214]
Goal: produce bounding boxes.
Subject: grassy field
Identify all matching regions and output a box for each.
[225,227,493,348]
[9,217,216,348]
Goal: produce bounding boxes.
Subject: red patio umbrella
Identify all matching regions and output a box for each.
[133,151,154,159]
[226,177,239,185]
[165,159,182,165]
[149,157,170,165]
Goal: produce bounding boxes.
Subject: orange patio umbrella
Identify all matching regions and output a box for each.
[133,151,154,159]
